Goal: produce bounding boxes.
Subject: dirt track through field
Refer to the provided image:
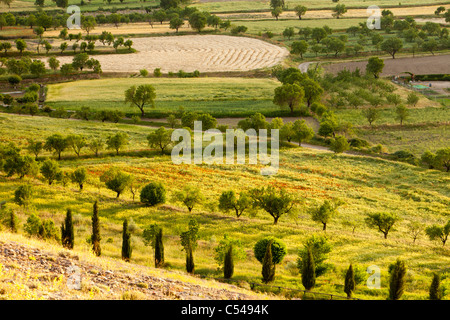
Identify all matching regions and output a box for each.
[323,54,450,76]
[53,35,289,73]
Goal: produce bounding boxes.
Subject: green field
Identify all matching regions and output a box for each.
[1,113,449,299]
[46,77,283,117]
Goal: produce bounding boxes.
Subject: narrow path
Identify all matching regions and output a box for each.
[298,62,313,73]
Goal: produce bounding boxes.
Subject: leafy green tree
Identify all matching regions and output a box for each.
[394,104,409,126]
[100,167,133,198]
[344,264,356,298]
[5,154,38,179]
[422,39,438,55]
[297,234,332,277]
[292,119,314,146]
[27,139,43,160]
[365,212,400,239]
[282,27,295,40]
[434,148,450,172]
[70,167,87,191]
[366,57,384,78]
[381,37,403,58]
[311,27,327,43]
[72,52,89,71]
[15,39,27,54]
[88,138,104,157]
[66,134,86,157]
[250,186,294,225]
[189,12,207,32]
[91,201,101,256]
[169,15,184,32]
[294,5,307,20]
[301,247,316,290]
[301,78,323,107]
[429,273,442,300]
[362,107,380,127]
[328,38,346,57]
[125,84,156,117]
[273,83,305,114]
[173,185,204,213]
[271,7,283,21]
[14,185,33,207]
[332,4,347,19]
[40,159,61,185]
[310,199,342,231]
[140,182,166,206]
[147,127,173,154]
[406,92,419,106]
[197,113,217,130]
[48,56,60,71]
[290,40,308,58]
[425,220,450,246]
[61,209,74,249]
[143,224,165,267]
[106,132,129,155]
[121,219,132,262]
[218,190,251,218]
[388,259,407,300]
[330,135,350,153]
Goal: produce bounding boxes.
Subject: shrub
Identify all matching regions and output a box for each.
[14,185,33,207]
[140,182,166,206]
[253,237,287,265]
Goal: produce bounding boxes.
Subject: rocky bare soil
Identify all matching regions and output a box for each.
[0,239,267,300]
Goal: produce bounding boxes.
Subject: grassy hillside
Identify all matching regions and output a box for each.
[0,113,449,300]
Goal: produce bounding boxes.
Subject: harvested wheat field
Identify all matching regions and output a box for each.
[53,35,290,73]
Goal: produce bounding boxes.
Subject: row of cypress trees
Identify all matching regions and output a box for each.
[59,204,444,300]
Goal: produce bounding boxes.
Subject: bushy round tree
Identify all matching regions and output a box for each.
[140,182,166,206]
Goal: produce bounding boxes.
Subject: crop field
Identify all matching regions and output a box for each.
[50,35,290,73]
[1,113,450,300]
[192,0,450,13]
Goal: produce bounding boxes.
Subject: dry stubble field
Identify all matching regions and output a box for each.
[52,35,290,73]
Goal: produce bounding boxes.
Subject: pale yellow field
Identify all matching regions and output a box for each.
[48,35,290,73]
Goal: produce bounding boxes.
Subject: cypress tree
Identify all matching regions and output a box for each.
[388,259,407,300]
[185,240,195,273]
[8,210,18,233]
[154,228,164,267]
[224,244,234,279]
[429,273,442,300]
[91,201,101,257]
[344,264,356,298]
[301,247,316,290]
[262,240,275,283]
[61,209,74,249]
[121,219,132,262]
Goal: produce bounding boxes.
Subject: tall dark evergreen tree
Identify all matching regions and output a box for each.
[262,240,275,283]
[301,247,316,290]
[7,210,18,233]
[429,273,442,300]
[154,228,164,267]
[91,201,101,257]
[344,264,356,298]
[388,259,407,300]
[224,244,234,279]
[61,209,74,249]
[185,240,195,274]
[121,219,132,262]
